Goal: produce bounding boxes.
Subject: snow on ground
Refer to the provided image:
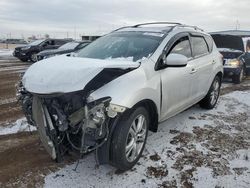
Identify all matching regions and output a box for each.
[0,49,13,56]
[44,90,250,188]
[0,118,36,135]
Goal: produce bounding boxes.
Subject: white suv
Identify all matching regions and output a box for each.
[20,22,223,171]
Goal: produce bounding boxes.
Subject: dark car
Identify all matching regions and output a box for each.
[36,41,90,61]
[211,34,248,83]
[13,38,72,62]
[239,39,250,75]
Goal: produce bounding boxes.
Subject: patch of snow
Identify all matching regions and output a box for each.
[0,118,36,135]
[105,56,134,61]
[0,49,13,56]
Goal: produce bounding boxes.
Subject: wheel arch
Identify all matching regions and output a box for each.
[216,71,223,82]
[132,99,159,132]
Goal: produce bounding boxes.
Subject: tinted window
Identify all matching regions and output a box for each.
[192,36,209,57]
[169,36,192,58]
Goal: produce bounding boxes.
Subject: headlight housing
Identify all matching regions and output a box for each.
[225,59,240,67]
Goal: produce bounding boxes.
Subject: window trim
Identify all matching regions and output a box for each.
[155,32,193,70]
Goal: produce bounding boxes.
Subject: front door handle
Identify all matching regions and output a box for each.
[190,68,197,74]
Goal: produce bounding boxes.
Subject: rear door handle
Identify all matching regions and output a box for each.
[190,68,197,74]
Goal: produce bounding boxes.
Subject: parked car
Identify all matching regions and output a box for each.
[18,22,223,171]
[13,38,72,62]
[36,41,90,61]
[211,34,248,83]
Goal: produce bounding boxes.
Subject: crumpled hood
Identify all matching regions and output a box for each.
[22,55,140,94]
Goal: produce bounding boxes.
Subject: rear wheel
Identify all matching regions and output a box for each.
[200,75,221,109]
[110,107,149,171]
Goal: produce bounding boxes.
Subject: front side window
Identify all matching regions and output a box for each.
[78,31,164,62]
[169,36,192,58]
[192,36,209,57]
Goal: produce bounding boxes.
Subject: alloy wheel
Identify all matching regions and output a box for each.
[210,79,220,106]
[125,114,147,162]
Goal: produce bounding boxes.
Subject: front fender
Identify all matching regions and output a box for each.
[89,66,161,115]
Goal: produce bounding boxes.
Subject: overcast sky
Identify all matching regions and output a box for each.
[0,0,249,39]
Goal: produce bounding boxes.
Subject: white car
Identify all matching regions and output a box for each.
[19,22,223,171]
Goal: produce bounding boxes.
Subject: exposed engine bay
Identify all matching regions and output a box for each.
[16,68,131,162]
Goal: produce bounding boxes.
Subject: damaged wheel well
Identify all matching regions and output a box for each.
[133,99,158,132]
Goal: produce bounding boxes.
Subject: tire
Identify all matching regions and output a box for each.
[232,68,245,84]
[29,52,38,62]
[110,107,149,171]
[199,75,221,109]
[19,58,28,62]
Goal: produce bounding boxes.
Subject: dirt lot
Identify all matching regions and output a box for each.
[0,58,250,187]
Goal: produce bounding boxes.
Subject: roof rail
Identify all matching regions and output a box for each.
[170,24,204,32]
[111,22,204,33]
[132,22,182,27]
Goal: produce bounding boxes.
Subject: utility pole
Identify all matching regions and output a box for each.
[235,20,240,30]
[74,26,76,40]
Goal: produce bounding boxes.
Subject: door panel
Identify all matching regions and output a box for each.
[190,36,214,100]
[160,34,195,120]
[160,62,195,120]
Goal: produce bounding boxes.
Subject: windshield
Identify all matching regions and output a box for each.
[59,42,79,50]
[77,31,164,62]
[29,39,45,46]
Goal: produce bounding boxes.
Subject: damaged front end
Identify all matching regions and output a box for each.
[17,69,132,163]
[31,92,116,161]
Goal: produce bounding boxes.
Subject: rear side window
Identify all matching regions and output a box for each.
[191,36,209,57]
[169,36,192,58]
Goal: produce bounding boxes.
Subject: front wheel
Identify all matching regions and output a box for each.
[110,107,149,171]
[232,68,245,84]
[19,57,28,62]
[29,52,38,63]
[200,75,221,109]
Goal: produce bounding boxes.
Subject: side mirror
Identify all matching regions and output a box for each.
[164,53,188,67]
